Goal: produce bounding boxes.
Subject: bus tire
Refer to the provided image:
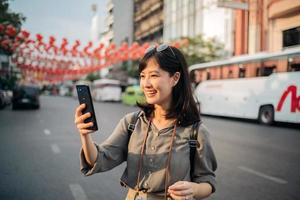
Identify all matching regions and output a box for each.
[258,105,274,125]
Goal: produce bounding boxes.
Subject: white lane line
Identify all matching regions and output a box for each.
[51,144,61,154]
[44,129,51,135]
[238,166,288,184]
[69,184,88,200]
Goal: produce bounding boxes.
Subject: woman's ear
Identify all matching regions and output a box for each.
[173,72,180,86]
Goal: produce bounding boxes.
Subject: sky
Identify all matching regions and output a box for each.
[9,0,106,45]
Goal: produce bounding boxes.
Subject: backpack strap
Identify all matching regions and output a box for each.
[125,111,141,160]
[127,111,141,138]
[189,121,201,179]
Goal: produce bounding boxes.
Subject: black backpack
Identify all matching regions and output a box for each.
[127,111,200,179]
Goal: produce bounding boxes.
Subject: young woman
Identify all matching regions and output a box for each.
[74,44,217,200]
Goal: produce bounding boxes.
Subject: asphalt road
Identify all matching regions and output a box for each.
[0,95,299,200]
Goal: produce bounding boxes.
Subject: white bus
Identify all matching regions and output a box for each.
[190,47,300,125]
[92,79,121,102]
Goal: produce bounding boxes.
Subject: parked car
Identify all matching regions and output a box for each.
[12,85,40,109]
[0,90,6,109]
[121,85,145,106]
[3,90,12,105]
[0,89,12,109]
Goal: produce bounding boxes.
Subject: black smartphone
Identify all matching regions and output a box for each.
[76,85,98,131]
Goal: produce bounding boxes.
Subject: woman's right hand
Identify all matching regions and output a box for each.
[74,104,95,135]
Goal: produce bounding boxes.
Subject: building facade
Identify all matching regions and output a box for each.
[163,0,234,55]
[234,0,300,76]
[99,0,134,81]
[90,4,103,44]
[104,0,114,44]
[134,0,164,43]
[193,0,300,82]
[235,0,300,55]
[112,0,134,46]
[103,0,134,46]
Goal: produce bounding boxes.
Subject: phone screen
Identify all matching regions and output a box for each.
[76,85,98,131]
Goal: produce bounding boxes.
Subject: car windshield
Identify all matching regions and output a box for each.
[21,87,39,95]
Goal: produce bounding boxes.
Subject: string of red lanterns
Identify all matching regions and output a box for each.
[0,23,188,84]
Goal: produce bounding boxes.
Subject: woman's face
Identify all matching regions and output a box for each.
[140,58,179,109]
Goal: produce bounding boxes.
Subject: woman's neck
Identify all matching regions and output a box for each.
[152,105,176,130]
[154,105,168,120]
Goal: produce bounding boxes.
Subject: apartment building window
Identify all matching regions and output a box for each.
[283,26,300,48]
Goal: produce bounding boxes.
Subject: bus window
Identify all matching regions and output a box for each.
[207,71,211,80]
[239,67,246,78]
[261,66,276,76]
[256,68,260,77]
[291,63,300,71]
[228,70,233,78]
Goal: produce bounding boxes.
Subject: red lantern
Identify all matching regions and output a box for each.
[109,42,116,50]
[83,41,93,56]
[49,36,56,46]
[0,24,5,33]
[60,38,68,53]
[98,43,104,50]
[6,24,17,37]
[20,30,30,39]
[1,39,10,49]
[36,34,43,42]
[71,40,80,56]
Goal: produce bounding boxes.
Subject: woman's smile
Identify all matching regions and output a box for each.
[144,89,157,97]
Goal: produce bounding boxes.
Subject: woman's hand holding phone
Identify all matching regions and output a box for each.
[74,103,98,166]
[74,104,95,135]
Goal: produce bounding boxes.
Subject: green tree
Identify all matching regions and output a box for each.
[0,0,25,27]
[0,74,17,89]
[0,0,26,55]
[85,73,100,82]
[179,34,226,66]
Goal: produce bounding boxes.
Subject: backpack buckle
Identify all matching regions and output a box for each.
[128,124,135,132]
[189,140,199,148]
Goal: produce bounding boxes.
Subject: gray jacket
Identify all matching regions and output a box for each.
[80,111,217,199]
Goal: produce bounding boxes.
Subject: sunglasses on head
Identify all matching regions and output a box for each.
[145,44,176,58]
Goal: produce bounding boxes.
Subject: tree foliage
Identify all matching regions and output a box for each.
[0,74,17,89]
[85,73,101,82]
[0,0,25,55]
[0,0,25,28]
[179,34,226,66]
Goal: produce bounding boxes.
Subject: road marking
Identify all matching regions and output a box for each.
[44,129,51,135]
[238,166,288,184]
[69,184,88,200]
[51,144,61,154]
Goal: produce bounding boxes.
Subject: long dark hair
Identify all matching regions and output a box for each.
[137,45,200,127]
